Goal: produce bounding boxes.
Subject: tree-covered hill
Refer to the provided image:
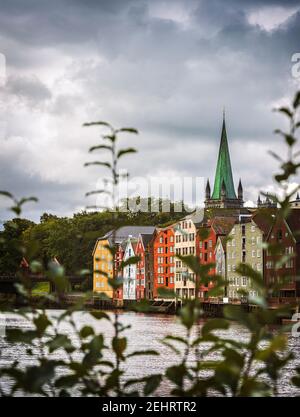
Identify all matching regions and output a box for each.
[0,198,190,275]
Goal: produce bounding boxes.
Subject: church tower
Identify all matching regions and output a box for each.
[205,114,243,209]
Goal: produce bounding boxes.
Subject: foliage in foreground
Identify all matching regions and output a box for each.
[0,93,300,396]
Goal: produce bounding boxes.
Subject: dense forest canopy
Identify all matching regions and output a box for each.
[0,198,191,275]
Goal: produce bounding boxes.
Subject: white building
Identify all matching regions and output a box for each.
[215,236,227,298]
[122,238,138,301]
[174,214,198,299]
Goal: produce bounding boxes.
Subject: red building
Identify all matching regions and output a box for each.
[153,227,175,298]
[196,217,235,299]
[135,234,153,300]
[265,209,300,303]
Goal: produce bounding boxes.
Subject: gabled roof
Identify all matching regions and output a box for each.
[106,226,155,245]
[211,216,236,236]
[131,240,138,254]
[92,225,155,256]
[251,209,276,236]
[211,117,237,200]
[139,233,154,249]
[122,237,138,259]
[286,209,300,243]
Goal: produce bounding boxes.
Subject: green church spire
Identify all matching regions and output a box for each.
[211,114,237,200]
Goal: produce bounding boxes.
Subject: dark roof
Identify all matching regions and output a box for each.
[211,216,236,235]
[252,209,276,236]
[286,209,300,243]
[139,233,154,248]
[93,225,155,255]
[105,226,155,245]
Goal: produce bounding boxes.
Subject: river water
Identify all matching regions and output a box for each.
[0,310,300,396]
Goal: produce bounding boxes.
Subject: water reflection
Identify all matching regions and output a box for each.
[0,310,299,396]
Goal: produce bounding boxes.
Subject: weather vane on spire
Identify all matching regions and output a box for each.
[223,106,225,121]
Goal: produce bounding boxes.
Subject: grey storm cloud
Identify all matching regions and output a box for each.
[0,0,300,221]
[6,75,52,105]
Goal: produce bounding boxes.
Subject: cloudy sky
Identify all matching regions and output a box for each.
[0,0,300,222]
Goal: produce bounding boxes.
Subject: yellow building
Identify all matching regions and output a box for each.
[92,226,155,298]
[93,236,114,298]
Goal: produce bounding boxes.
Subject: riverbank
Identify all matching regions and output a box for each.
[3,292,298,323]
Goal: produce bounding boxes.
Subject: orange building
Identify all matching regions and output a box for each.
[153,227,175,298]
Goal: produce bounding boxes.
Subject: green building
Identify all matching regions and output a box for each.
[226,217,264,301]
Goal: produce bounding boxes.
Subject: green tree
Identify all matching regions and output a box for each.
[0,218,34,274]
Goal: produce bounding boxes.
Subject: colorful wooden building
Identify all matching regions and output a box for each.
[153,227,175,298]
[136,233,154,300]
[92,226,155,298]
[265,209,300,303]
[197,216,235,299]
[174,215,197,299]
[122,238,138,301]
